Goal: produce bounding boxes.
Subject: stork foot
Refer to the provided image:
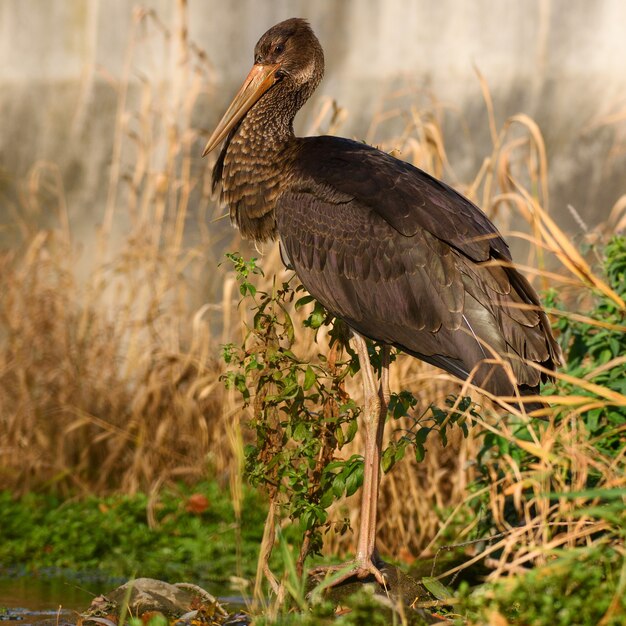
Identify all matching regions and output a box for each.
[309,557,388,589]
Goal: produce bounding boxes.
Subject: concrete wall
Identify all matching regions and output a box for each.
[1,0,625,235]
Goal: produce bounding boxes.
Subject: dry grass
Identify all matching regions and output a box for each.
[0,1,624,584]
[0,2,227,496]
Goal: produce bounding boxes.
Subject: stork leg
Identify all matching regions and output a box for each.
[310,336,390,588]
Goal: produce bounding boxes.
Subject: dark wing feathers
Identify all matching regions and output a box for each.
[275,136,561,399]
[296,136,512,263]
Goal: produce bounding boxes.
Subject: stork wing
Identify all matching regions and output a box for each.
[276,138,560,395]
[296,136,511,263]
[278,186,464,337]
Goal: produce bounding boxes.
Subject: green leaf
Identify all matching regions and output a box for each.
[394,441,407,464]
[319,489,334,509]
[295,294,315,310]
[303,365,316,391]
[345,465,363,497]
[415,427,430,445]
[300,508,315,531]
[382,446,396,473]
[293,422,308,441]
[345,417,358,443]
[335,425,345,448]
[422,576,453,600]
[332,474,346,498]
[440,426,448,447]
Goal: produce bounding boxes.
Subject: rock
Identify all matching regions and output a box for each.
[82,578,233,623]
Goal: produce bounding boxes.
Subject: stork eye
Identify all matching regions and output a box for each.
[273,43,285,54]
[255,54,262,64]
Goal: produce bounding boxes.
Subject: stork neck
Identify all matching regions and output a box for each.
[221,82,304,242]
[237,80,302,153]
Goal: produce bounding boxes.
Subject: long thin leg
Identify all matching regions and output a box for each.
[353,332,382,568]
[359,344,390,565]
[310,338,391,587]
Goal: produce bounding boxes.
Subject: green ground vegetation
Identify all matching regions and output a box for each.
[0,481,267,588]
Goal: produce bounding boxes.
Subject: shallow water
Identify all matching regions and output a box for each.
[0,577,100,625]
[0,575,247,625]
[1,577,103,609]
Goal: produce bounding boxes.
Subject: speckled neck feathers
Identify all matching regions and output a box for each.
[213,88,298,241]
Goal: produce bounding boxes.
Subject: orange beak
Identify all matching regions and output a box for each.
[202,63,280,157]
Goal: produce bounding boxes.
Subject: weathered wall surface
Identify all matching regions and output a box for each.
[1,0,625,234]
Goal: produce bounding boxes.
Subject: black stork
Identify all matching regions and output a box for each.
[203,18,561,585]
